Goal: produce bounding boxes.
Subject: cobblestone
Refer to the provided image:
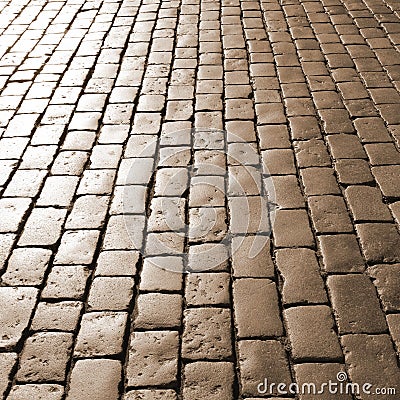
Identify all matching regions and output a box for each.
[67,359,121,400]
[275,248,327,305]
[341,334,400,397]
[233,278,283,338]
[126,331,179,387]
[327,274,387,334]
[182,307,232,360]
[0,198,31,233]
[17,332,73,382]
[1,0,399,397]
[284,305,343,362]
[238,340,291,397]
[74,312,127,357]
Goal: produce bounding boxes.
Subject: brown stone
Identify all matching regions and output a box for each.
[233,278,283,338]
[182,308,232,360]
[238,340,291,397]
[67,359,121,400]
[284,305,343,362]
[126,331,179,387]
[318,234,365,273]
[327,274,387,334]
[275,248,327,305]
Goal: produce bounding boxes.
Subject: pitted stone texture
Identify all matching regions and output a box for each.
[37,176,79,207]
[294,363,352,400]
[126,331,179,387]
[238,340,291,397]
[372,165,400,198]
[66,359,121,400]
[335,159,374,185]
[51,151,89,175]
[66,195,109,229]
[18,208,67,246]
[42,265,90,300]
[0,198,31,233]
[7,384,64,400]
[387,314,400,354]
[54,230,100,265]
[190,176,226,206]
[183,362,234,400]
[271,175,305,209]
[17,332,73,382]
[95,250,139,277]
[189,207,227,242]
[103,215,145,250]
[228,142,259,165]
[2,248,52,286]
[75,312,127,357]
[273,209,314,248]
[308,195,353,233]
[194,150,226,175]
[186,273,230,305]
[3,170,47,198]
[0,287,38,350]
[188,243,229,272]
[140,257,183,291]
[117,159,154,186]
[345,186,392,222]
[228,166,262,197]
[356,223,400,263]
[229,196,270,234]
[31,301,82,332]
[182,308,232,360]
[318,234,365,273]
[0,353,17,397]
[145,231,185,255]
[294,139,331,168]
[160,146,191,167]
[154,167,189,197]
[77,169,115,195]
[300,167,340,196]
[148,197,185,232]
[88,277,134,311]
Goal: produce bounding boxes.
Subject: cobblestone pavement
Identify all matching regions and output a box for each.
[0,0,400,397]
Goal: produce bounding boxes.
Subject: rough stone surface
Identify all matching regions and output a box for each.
[238,340,291,397]
[284,306,343,362]
[183,362,234,400]
[233,278,283,338]
[341,335,400,398]
[182,308,232,360]
[126,331,179,387]
[1,1,400,397]
[275,248,327,305]
[74,312,128,357]
[327,274,387,334]
[0,287,38,350]
[17,332,73,382]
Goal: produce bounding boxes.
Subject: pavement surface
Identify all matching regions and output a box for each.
[0,0,400,398]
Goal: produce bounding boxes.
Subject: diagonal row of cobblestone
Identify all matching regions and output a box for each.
[0,0,399,398]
